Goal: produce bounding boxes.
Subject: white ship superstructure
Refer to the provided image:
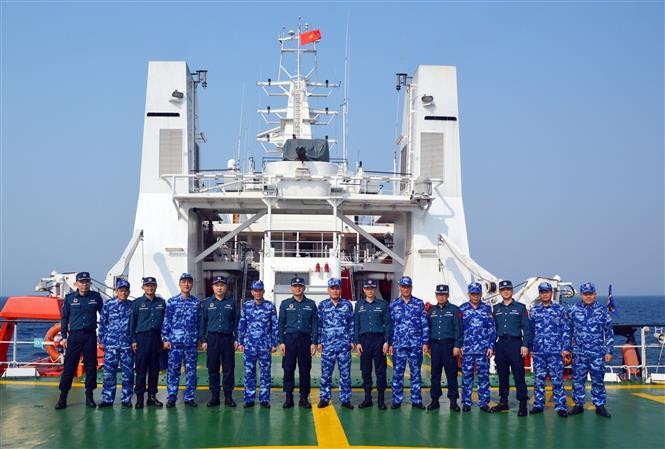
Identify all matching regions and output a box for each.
[37,21,571,308]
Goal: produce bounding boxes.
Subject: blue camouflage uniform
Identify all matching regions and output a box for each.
[389,283,429,406]
[99,289,134,404]
[238,295,278,404]
[460,299,495,407]
[529,301,571,411]
[568,289,614,407]
[317,289,355,404]
[162,290,202,402]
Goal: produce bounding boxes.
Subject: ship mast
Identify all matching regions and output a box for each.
[256,19,340,153]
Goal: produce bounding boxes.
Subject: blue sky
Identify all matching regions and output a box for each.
[1,1,663,295]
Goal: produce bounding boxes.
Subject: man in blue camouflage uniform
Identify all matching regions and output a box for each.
[279,276,318,409]
[98,279,134,408]
[460,282,495,412]
[130,276,166,408]
[162,273,202,407]
[388,276,429,409]
[354,279,391,410]
[200,275,238,407]
[317,278,355,409]
[55,271,104,410]
[566,282,614,418]
[529,281,570,417]
[491,279,532,416]
[427,284,463,412]
[237,280,278,408]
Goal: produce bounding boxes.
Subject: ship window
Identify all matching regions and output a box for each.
[275,272,310,286]
[159,129,183,176]
[420,132,444,180]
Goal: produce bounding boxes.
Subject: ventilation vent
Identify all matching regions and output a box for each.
[159,129,183,176]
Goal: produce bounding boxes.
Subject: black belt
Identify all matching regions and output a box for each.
[360,332,384,336]
[431,338,455,343]
[498,335,522,340]
[136,329,161,335]
[69,328,95,334]
[207,331,233,335]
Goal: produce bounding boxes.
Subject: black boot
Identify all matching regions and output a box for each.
[358,391,373,409]
[135,394,144,409]
[569,405,584,416]
[299,396,312,409]
[54,391,68,410]
[517,400,527,417]
[224,392,236,407]
[491,401,509,412]
[449,400,461,412]
[85,390,96,408]
[283,392,294,409]
[595,405,611,418]
[147,394,163,407]
[427,399,440,411]
[377,390,387,410]
[207,391,221,407]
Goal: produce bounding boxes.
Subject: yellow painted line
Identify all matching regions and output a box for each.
[633,392,665,404]
[311,400,350,448]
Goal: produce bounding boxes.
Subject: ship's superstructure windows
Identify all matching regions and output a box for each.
[420,132,444,180]
[159,128,183,176]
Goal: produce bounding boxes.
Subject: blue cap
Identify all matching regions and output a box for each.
[211,275,227,285]
[498,280,513,290]
[76,272,91,281]
[251,280,265,290]
[363,279,377,288]
[468,282,482,294]
[115,279,130,290]
[142,276,157,285]
[580,282,596,294]
[328,278,341,288]
[180,273,194,281]
[435,284,449,294]
[538,282,553,292]
[291,277,305,286]
[398,276,413,287]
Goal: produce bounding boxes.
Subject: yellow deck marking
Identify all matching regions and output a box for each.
[633,392,665,404]
[311,399,351,448]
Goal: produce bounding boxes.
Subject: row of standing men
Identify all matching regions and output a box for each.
[54,272,614,419]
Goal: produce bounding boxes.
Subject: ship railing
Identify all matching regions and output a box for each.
[0,319,63,371]
[162,171,417,197]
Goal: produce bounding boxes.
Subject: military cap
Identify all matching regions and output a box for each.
[435,284,449,294]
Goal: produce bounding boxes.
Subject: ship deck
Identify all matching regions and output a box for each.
[1,353,664,448]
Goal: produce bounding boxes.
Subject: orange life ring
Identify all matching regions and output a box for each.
[622,344,640,376]
[43,323,63,363]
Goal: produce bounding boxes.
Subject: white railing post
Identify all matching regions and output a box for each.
[11,322,18,368]
[641,326,648,379]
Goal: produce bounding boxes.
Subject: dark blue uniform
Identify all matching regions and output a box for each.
[59,289,104,393]
[130,295,166,397]
[428,302,463,401]
[354,298,391,395]
[200,296,238,396]
[493,299,532,404]
[278,296,318,399]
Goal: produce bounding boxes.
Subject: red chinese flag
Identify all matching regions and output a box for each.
[300,29,321,45]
